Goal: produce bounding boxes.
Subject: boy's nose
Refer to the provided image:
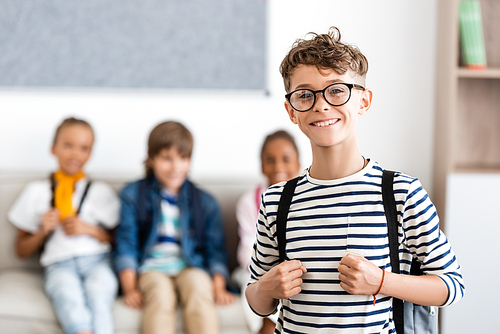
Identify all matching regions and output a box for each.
[312,93,330,112]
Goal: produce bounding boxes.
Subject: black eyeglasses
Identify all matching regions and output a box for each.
[285,83,365,112]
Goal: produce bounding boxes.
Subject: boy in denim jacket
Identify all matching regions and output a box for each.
[114,121,234,334]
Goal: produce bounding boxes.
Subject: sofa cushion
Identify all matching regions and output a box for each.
[0,267,249,334]
[0,172,256,334]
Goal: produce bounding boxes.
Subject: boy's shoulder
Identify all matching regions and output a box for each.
[186,179,218,204]
[118,177,148,202]
[261,162,422,196]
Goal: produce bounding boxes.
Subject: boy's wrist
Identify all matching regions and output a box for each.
[255,280,279,307]
[123,287,139,294]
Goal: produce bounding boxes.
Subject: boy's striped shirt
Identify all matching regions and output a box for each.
[248,160,465,334]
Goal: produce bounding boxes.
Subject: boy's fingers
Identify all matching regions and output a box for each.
[283,259,303,269]
[288,286,302,297]
[289,267,306,279]
[279,260,305,275]
[340,253,363,267]
[290,277,303,288]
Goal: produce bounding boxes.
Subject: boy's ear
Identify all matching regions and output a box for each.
[358,89,373,115]
[285,101,298,124]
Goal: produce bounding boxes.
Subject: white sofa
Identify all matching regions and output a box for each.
[0,171,257,334]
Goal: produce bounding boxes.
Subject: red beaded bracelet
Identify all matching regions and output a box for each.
[373,268,385,306]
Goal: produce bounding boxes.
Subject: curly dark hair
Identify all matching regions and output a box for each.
[279,26,368,93]
[260,129,299,162]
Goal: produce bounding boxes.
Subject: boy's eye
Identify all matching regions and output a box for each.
[327,85,347,96]
[327,87,345,95]
[296,90,314,99]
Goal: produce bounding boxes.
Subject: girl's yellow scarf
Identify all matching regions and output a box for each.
[53,170,85,219]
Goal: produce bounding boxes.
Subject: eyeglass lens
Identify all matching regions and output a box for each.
[289,83,351,111]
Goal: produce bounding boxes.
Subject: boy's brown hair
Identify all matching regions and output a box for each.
[52,117,94,146]
[280,26,369,93]
[146,121,193,175]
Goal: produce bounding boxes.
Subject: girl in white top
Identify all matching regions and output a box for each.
[233,130,301,334]
[8,117,120,334]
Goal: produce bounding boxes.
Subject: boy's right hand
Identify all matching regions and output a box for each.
[122,289,143,309]
[258,260,307,300]
[41,209,59,236]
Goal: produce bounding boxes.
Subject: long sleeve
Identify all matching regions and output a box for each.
[236,186,261,270]
[399,177,466,306]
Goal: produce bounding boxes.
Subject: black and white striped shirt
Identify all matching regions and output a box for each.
[249,160,465,333]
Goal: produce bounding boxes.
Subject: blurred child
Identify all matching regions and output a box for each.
[114,121,234,334]
[8,117,120,334]
[233,130,300,334]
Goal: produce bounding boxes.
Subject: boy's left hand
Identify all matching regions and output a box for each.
[338,253,384,296]
[213,273,235,306]
[60,216,91,236]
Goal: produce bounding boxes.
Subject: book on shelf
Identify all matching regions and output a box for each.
[458,0,487,70]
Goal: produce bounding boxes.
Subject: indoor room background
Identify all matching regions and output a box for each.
[1,0,495,333]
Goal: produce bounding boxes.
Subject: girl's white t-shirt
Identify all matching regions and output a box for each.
[8,178,120,267]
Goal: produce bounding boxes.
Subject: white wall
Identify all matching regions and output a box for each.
[0,0,437,192]
[442,174,500,334]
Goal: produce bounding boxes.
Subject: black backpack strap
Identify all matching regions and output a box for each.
[277,177,299,264]
[187,181,205,252]
[76,180,92,214]
[137,178,150,226]
[382,170,405,334]
[50,173,56,208]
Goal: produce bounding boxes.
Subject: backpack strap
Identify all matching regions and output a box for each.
[187,180,205,252]
[277,177,299,264]
[382,170,405,334]
[50,173,56,208]
[76,181,92,214]
[137,177,151,227]
[50,173,92,215]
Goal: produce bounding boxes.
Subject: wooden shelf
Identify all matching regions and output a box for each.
[433,0,500,229]
[453,166,500,174]
[457,67,500,78]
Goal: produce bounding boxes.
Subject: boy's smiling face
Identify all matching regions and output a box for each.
[284,65,372,151]
[150,146,191,194]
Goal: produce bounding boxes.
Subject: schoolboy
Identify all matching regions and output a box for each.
[114,121,234,334]
[245,27,465,333]
[8,117,120,334]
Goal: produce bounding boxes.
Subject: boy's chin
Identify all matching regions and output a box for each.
[158,176,187,193]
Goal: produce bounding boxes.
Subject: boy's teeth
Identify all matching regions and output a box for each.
[314,119,336,127]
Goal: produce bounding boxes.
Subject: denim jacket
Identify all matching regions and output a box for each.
[114,176,229,279]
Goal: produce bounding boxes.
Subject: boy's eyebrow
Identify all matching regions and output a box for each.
[293,79,346,90]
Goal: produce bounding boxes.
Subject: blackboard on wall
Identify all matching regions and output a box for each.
[0,0,266,90]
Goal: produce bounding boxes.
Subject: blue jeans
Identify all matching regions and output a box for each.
[44,253,118,334]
